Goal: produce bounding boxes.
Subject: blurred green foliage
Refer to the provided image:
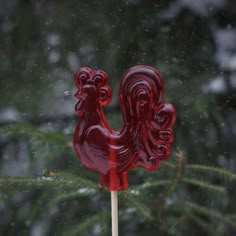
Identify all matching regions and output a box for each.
[0,0,236,235]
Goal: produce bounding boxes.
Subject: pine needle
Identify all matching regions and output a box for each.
[51,188,97,205]
[62,211,109,236]
[133,180,172,190]
[185,164,236,180]
[182,177,227,195]
[160,162,176,169]
[120,192,153,220]
[189,214,215,235]
[43,170,98,189]
[0,123,69,145]
[0,174,97,192]
[181,201,236,229]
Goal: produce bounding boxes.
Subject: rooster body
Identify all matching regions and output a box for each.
[73,66,176,191]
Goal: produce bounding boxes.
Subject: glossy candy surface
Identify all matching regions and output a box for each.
[73,65,176,191]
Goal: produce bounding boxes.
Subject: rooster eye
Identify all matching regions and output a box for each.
[94,75,103,87]
[93,71,108,87]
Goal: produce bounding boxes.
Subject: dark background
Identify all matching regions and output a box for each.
[0,0,236,235]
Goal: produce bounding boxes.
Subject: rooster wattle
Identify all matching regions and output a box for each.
[73,65,176,191]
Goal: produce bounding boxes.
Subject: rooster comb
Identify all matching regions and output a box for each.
[74,67,108,88]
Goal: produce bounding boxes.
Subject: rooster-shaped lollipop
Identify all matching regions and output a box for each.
[73,65,176,191]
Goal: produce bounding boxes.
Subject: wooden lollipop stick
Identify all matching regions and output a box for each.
[111,191,118,236]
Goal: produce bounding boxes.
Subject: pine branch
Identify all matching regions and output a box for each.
[165,150,184,196]
[189,215,215,235]
[62,211,109,236]
[51,188,97,205]
[162,215,188,235]
[29,191,52,219]
[0,172,98,192]
[120,192,153,220]
[0,177,72,190]
[180,201,236,229]
[181,177,227,195]
[43,171,98,189]
[185,164,236,180]
[133,180,172,190]
[160,161,176,169]
[0,123,70,146]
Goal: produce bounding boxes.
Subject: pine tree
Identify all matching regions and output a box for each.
[0,123,235,236]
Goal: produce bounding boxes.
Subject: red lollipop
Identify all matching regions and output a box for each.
[73,65,176,190]
[73,65,176,235]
